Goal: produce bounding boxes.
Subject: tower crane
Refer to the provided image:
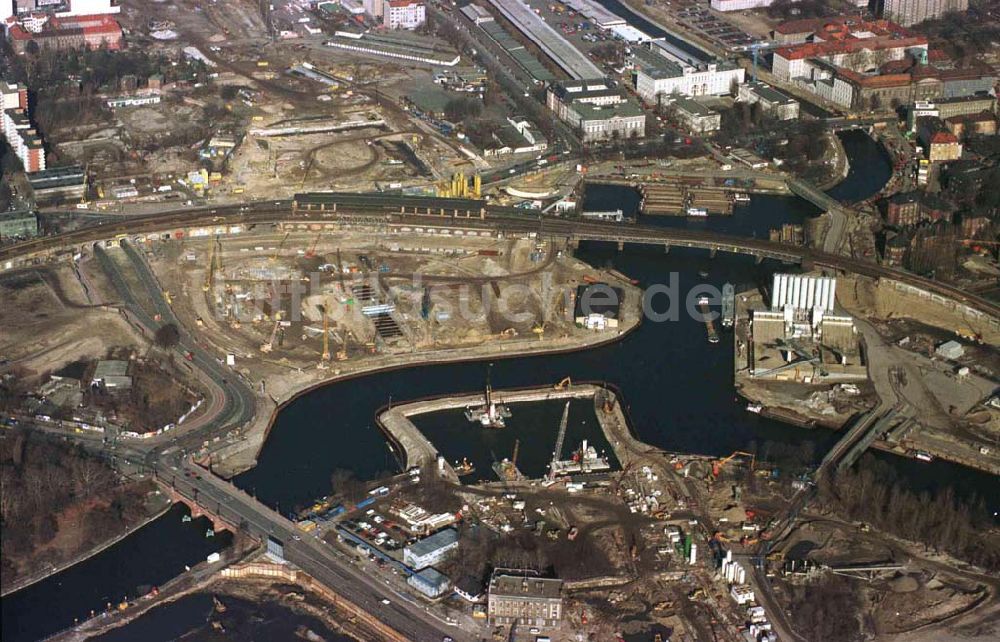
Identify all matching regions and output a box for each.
[270,232,290,262]
[305,232,323,258]
[321,311,331,362]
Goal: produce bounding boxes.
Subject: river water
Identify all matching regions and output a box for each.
[4,132,993,641]
[1,505,232,642]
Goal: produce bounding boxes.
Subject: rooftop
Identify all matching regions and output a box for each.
[931,131,959,145]
[774,16,914,39]
[411,567,450,588]
[405,527,458,558]
[93,360,129,379]
[745,82,796,105]
[671,96,716,118]
[490,573,563,599]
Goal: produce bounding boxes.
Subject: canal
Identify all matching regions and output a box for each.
[4,131,992,641]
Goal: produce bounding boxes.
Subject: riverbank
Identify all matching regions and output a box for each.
[1,496,172,598]
[210,267,644,479]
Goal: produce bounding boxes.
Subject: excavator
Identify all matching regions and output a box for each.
[710,450,756,480]
[554,377,572,390]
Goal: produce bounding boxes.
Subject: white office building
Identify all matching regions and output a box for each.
[633,45,744,103]
[383,0,425,29]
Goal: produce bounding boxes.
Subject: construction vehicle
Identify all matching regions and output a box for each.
[711,450,756,479]
[532,321,545,339]
[553,376,571,390]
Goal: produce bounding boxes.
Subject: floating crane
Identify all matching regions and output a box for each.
[548,401,571,480]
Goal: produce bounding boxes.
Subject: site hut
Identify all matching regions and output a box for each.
[407,567,451,599]
[667,96,721,134]
[487,573,564,628]
[737,82,800,121]
[573,283,623,330]
[403,526,459,569]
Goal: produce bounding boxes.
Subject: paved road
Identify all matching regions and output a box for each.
[88,241,462,642]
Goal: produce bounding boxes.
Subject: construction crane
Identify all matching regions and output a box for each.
[548,401,571,480]
[305,232,323,258]
[321,311,331,362]
[336,247,345,289]
[532,321,546,340]
[260,311,283,353]
[270,232,290,262]
[203,235,220,291]
[553,377,571,390]
[711,451,756,479]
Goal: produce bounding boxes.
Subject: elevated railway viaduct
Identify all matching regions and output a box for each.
[2,193,998,327]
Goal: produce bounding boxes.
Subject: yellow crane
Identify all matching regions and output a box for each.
[270,232,290,262]
[260,311,283,353]
[203,236,218,291]
[532,321,546,340]
[321,312,331,362]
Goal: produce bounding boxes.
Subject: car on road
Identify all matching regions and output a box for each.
[292,535,301,541]
[381,598,391,605]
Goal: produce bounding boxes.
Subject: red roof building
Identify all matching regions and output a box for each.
[7,14,122,54]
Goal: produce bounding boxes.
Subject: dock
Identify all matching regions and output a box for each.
[721,283,735,329]
[639,181,735,216]
[375,383,602,481]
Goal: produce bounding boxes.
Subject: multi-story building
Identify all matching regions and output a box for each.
[737,82,799,120]
[886,192,921,227]
[668,96,720,133]
[922,128,962,162]
[403,527,459,570]
[0,210,38,241]
[1,108,46,172]
[883,0,967,27]
[1,81,28,111]
[0,0,12,22]
[710,0,777,11]
[6,14,123,54]
[546,80,645,142]
[487,573,563,628]
[382,0,425,30]
[632,44,744,103]
[771,19,928,82]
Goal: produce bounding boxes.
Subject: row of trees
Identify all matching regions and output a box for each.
[817,453,1000,571]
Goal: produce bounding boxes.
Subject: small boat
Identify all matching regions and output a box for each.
[454,458,475,476]
[698,269,709,278]
[686,207,708,217]
[746,403,763,414]
[205,528,215,538]
[914,450,934,462]
[697,295,711,306]
[708,334,720,344]
[181,514,192,523]
[733,192,751,203]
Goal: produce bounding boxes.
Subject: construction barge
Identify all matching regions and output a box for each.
[699,296,720,344]
[639,180,747,216]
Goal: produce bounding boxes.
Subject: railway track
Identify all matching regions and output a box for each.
[3,196,998,322]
